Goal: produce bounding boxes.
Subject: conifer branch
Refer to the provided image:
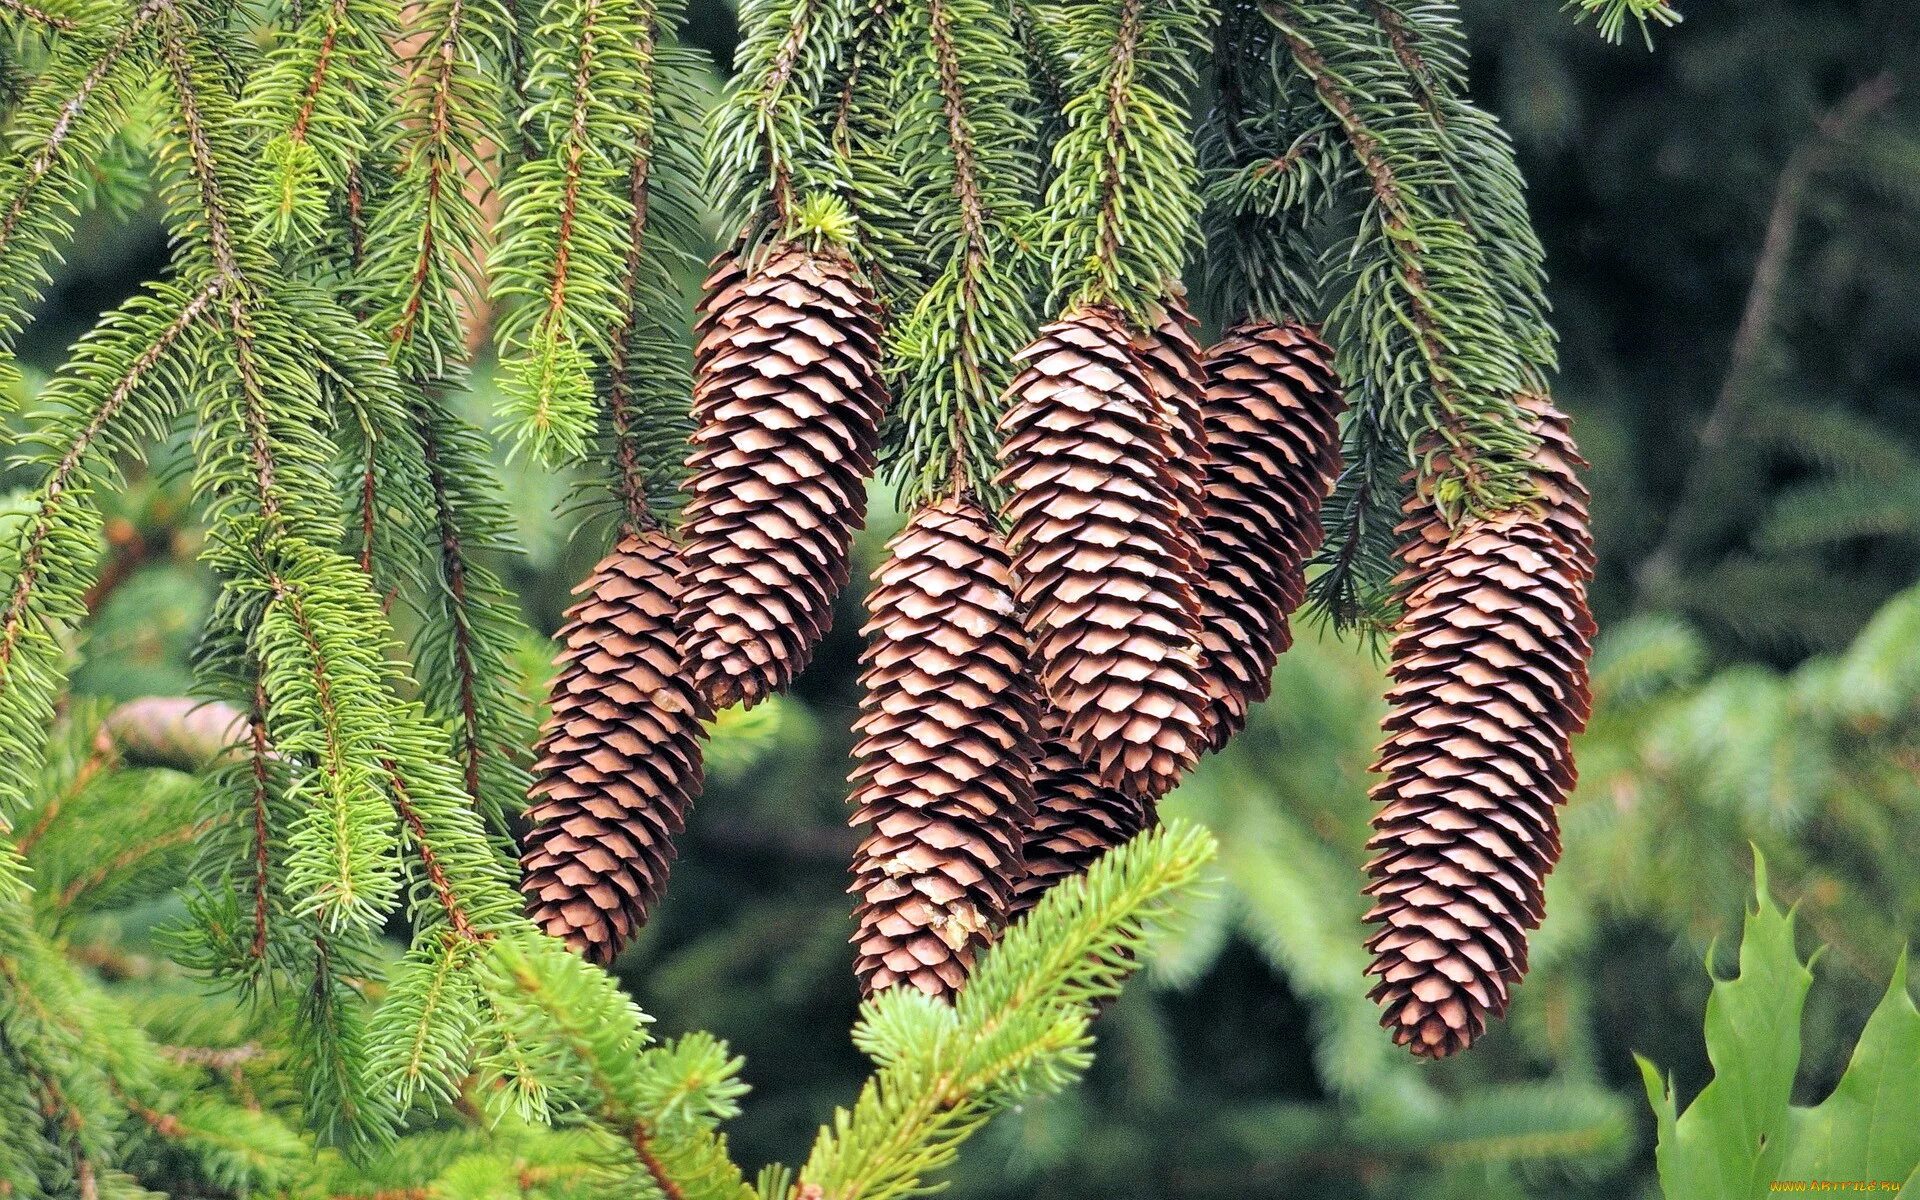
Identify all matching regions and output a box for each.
[1266,0,1538,522]
[0,0,78,33]
[489,0,656,461]
[1036,0,1207,320]
[411,405,534,826]
[799,823,1215,1199]
[607,154,658,533]
[1568,0,1679,46]
[712,0,861,241]
[0,2,157,354]
[0,284,219,835]
[246,0,397,247]
[883,0,1038,502]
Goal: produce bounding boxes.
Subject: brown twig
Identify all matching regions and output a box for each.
[1634,72,1899,602]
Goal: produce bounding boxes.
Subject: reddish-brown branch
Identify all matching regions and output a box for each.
[630,1125,687,1200]
[389,0,471,350]
[386,761,482,942]
[286,0,350,142]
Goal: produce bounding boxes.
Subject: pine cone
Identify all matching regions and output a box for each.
[847,498,1038,1000]
[1192,321,1345,751]
[1007,736,1153,923]
[1363,395,1595,1058]
[997,305,1208,802]
[677,245,886,710]
[520,529,710,965]
[1129,294,1209,581]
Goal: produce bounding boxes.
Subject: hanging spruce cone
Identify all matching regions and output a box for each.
[1006,736,1153,923]
[1363,394,1595,1058]
[847,498,1037,1000]
[997,305,1208,802]
[1129,294,1209,582]
[520,529,710,966]
[1192,321,1345,752]
[676,245,886,710]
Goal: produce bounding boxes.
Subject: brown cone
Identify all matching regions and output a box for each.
[996,304,1209,802]
[520,529,711,966]
[1007,736,1154,923]
[1363,394,1595,1058]
[1193,321,1346,752]
[847,498,1038,1000]
[1129,294,1209,582]
[677,245,886,711]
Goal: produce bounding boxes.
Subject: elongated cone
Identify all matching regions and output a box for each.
[848,498,1038,999]
[1129,294,1209,583]
[1363,395,1595,1058]
[1193,321,1345,751]
[520,529,710,965]
[1007,736,1153,922]
[997,305,1209,802]
[677,245,886,710]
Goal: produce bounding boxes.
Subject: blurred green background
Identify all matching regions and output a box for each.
[8,0,1920,1196]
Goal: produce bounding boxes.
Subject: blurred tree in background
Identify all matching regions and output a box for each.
[3,0,1918,1197]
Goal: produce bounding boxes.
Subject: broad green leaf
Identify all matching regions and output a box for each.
[1781,950,1920,1183]
[1639,859,1814,1200]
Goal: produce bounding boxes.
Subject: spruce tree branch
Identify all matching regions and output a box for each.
[156,15,242,282]
[24,1060,99,1200]
[286,0,352,143]
[157,12,290,531]
[1363,0,1438,123]
[0,0,76,32]
[533,0,609,336]
[0,3,155,254]
[926,0,991,487]
[0,954,107,1197]
[385,762,483,943]
[417,416,486,803]
[246,676,273,966]
[389,0,475,351]
[0,282,220,682]
[268,579,356,840]
[1091,0,1144,294]
[757,0,824,220]
[1272,10,1475,467]
[55,818,220,910]
[1633,71,1899,602]
[607,150,657,534]
[495,954,700,1200]
[630,1126,688,1200]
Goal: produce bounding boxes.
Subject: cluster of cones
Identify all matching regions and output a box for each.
[516,240,1594,1059]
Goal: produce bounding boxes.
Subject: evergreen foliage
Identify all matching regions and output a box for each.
[0,0,1906,1194]
[0,694,1215,1194]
